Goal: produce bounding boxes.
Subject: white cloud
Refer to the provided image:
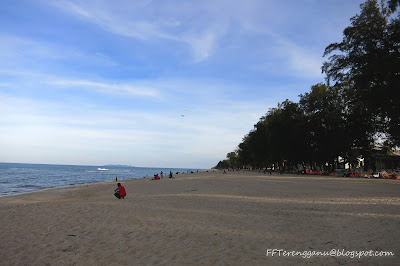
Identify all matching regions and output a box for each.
[237,22,324,79]
[46,0,236,62]
[0,35,63,70]
[0,34,118,69]
[0,90,269,167]
[185,31,216,62]
[48,79,160,98]
[0,83,10,88]
[276,38,323,78]
[2,0,359,167]
[45,0,328,69]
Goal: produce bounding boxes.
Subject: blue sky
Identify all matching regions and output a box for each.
[0,0,365,168]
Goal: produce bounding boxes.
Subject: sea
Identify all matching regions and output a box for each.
[0,163,201,197]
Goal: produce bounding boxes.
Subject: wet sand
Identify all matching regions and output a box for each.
[1,171,399,265]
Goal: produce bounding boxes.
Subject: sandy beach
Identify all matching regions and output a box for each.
[1,171,399,265]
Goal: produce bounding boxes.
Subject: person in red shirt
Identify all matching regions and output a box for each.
[114,183,126,199]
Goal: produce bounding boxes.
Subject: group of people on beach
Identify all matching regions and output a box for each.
[114,171,175,199]
[152,171,173,180]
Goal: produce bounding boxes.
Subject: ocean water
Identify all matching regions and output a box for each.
[0,163,201,197]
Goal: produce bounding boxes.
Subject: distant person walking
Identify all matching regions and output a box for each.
[114,183,126,199]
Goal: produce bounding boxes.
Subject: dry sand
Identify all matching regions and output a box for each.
[1,171,399,265]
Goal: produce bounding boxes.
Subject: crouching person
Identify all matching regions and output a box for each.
[114,183,126,199]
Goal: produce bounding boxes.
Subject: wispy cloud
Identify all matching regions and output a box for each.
[185,32,217,62]
[0,34,118,70]
[46,0,237,62]
[48,79,160,98]
[0,83,11,88]
[0,90,268,167]
[45,0,328,69]
[238,22,324,79]
[1,0,365,167]
[275,37,323,78]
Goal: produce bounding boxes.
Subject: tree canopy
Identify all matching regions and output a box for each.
[323,0,400,144]
[216,0,399,171]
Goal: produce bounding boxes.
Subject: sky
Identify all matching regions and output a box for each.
[0,0,366,169]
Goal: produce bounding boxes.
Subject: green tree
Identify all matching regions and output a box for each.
[235,100,307,171]
[226,152,239,168]
[216,160,230,169]
[265,100,307,170]
[388,0,400,12]
[299,83,350,171]
[216,0,400,172]
[322,0,400,145]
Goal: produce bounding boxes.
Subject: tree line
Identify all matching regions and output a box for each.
[216,0,400,172]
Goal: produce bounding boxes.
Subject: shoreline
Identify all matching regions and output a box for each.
[0,164,206,198]
[1,171,399,265]
[0,177,141,198]
[2,169,399,199]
